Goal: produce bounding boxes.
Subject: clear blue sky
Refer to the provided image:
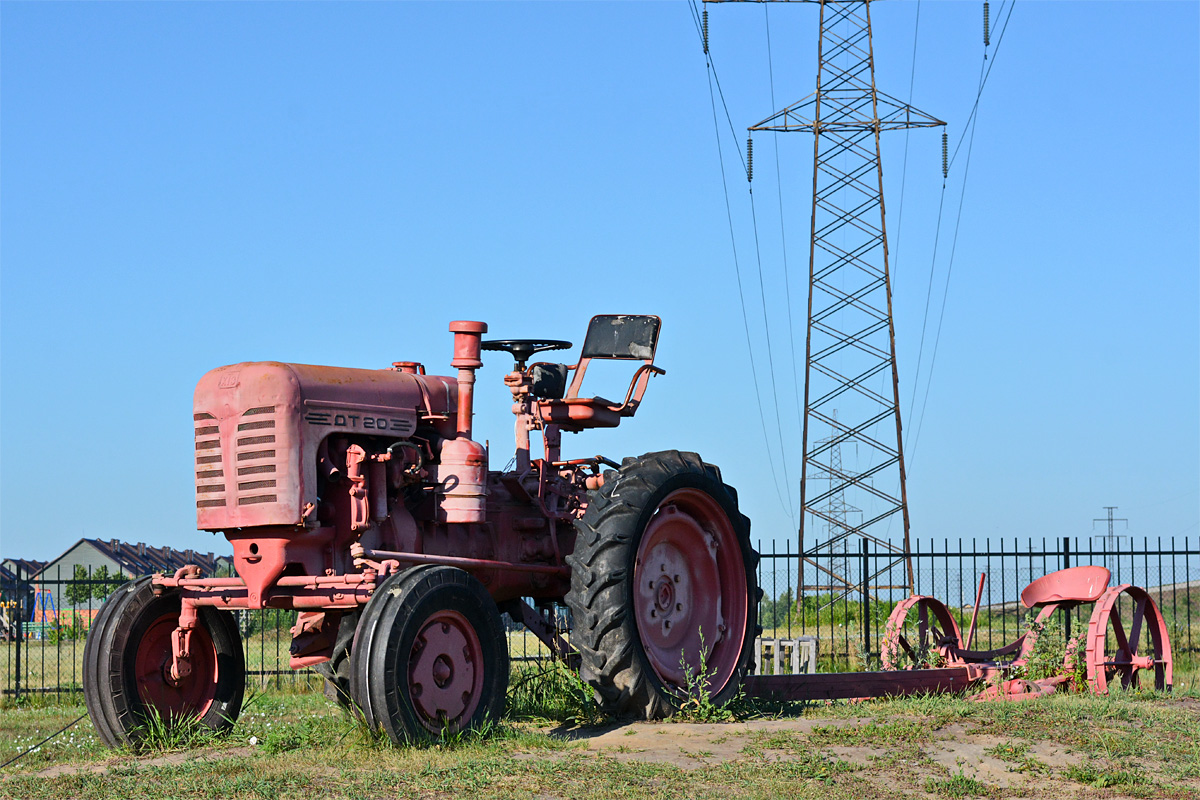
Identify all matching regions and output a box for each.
[2,1,1196,564]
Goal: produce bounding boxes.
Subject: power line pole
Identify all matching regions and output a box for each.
[708,0,944,594]
[1091,506,1128,573]
[812,410,861,591]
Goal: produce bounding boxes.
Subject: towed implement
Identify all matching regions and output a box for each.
[83,316,760,744]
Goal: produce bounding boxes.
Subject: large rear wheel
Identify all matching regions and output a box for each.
[82,577,245,748]
[565,450,759,719]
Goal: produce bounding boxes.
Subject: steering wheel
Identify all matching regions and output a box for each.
[481,339,572,367]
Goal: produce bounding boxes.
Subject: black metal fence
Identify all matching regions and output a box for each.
[757,535,1199,671]
[2,535,1196,702]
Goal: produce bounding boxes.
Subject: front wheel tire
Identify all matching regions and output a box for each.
[349,566,509,743]
[82,576,245,748]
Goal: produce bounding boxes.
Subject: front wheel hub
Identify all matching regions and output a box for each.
[409,611,483,730]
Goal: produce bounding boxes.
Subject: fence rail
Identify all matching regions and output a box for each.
[2,535,1196,701]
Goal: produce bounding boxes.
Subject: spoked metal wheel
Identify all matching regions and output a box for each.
[350,566,508,743]
[565,451,759,719]
[1086,584,1173,693]
[83,576,245,748]
[881,596,963,670]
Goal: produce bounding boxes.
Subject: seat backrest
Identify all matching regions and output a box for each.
[567,315,661,399]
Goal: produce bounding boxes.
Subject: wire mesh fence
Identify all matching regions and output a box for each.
[2,535,1196,702]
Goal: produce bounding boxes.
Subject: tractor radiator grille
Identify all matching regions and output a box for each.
[234,406,278,506]
[194,406,281,509]
[194,412,226,508]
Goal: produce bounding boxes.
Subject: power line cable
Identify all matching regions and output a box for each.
[763,5,806,470]
[905,56,981,441]
[908,3,1013,465]
[689,1,748,173]
[907,1,1017,459]
[697,12,794,514]
[947,0,1015,168]
[890,0,923,286]
[748,184,798,520]
[908,101,981,466]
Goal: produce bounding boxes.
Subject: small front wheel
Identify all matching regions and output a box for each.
[350,566,509,743]
[82,577,245,748]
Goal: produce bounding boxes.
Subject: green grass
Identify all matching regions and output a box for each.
[3,687,1200,799]
[924,772,992,798]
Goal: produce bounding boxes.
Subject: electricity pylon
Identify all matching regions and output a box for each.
[707,0,945,595]
[812,410,860,591]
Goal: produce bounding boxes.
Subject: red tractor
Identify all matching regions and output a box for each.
[83,316,760,744]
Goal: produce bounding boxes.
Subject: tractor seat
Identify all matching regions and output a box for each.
[536,396,622,430]
[530,314,664,433]
[1020,565,1111,609]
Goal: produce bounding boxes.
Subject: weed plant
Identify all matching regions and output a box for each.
[505,659,601,725]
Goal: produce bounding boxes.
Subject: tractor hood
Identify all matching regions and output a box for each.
[193,361,456,531]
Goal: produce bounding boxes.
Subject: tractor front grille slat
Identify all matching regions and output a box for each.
[237,435,275,446]
[237,449,276,461]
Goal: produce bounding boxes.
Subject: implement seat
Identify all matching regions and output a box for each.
[1020,565,1111,609]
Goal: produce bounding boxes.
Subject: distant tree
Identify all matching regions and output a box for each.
[758,587,797,631]
[91,565,127,600]
[62,565,127,607]
[63,565,93,607]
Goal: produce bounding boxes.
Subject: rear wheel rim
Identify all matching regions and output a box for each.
[409,609,484,733]
[133,611,219,720]
[633,487,748,695]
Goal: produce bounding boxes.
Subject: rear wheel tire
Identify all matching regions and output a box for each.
[565,450,760,719]
[82,577,245,748]
[350,566,508,743]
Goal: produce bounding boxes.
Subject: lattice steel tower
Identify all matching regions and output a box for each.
[813,410,860,590]
[708,0,944,593]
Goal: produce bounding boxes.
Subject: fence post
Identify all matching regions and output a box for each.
[14,584,22,702]
[861,538,870,665]
[1062,536,1072,638]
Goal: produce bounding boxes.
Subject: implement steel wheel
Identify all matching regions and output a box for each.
[1086,584,1173,693]
[350,566,508,743]
[565,451,759,719]
[881,596,962,670]
[82,576,244,748]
